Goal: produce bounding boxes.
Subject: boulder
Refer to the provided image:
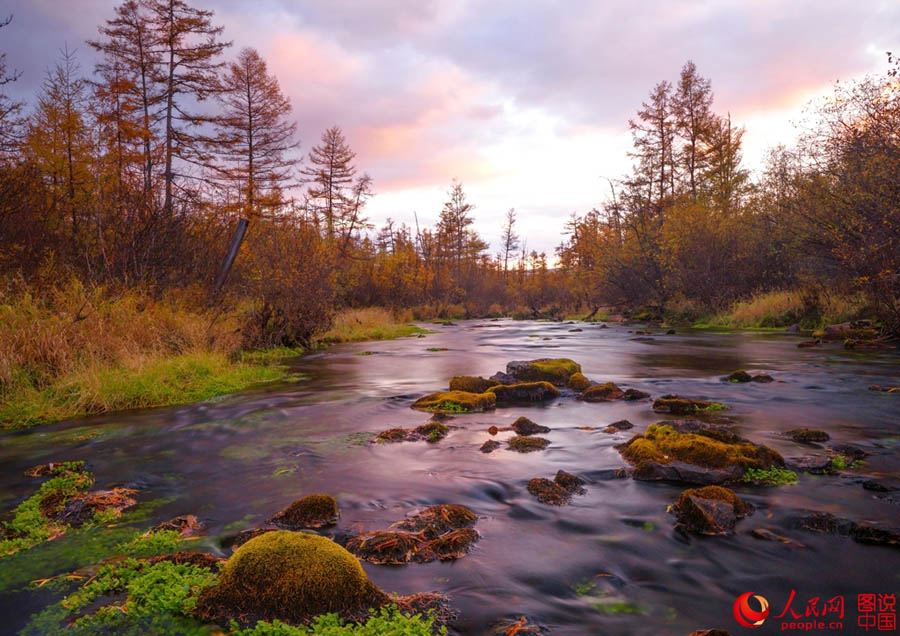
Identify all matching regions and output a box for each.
[449,376,500,393]
[511,417,550,435]
[671,486,753,535]
[504,358,582,385]
[725,370,752,383]
[566,372,591,392]
[603,419,634,433]
[480,440,501,453]
[488,381,560,404]
[580,382,625,402]
[508,436,550,452]
[623,388,651,401]
[269,494,339,530]
[411,390,496,413]
[526,470,586,505]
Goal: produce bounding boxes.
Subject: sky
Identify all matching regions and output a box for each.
[2,0,897,255]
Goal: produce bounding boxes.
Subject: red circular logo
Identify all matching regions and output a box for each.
[733,592,770,628]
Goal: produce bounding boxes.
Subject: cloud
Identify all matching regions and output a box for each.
[1,0,895,254]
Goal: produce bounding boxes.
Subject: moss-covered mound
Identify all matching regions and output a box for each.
[508,436,551,452]
[505,358,582,385]
[449,376,500,393]
[566,372,591,391]
[618,424,783,473]
[672,486,753,535]
[269,494,339,530]
[527,470,586,505]
[197,531,388,625]
[580,382,625,402]
[347,504,479,565]
[652,396,728,415]
[411,390,496,413]
[487,381,559,403]
[786,428,830,443]
[511,416,550,435]
[725,370,752,383]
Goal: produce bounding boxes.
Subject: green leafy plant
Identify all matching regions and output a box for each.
[742,467,798,485]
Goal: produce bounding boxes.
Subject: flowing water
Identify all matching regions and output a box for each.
[1,320,899,635]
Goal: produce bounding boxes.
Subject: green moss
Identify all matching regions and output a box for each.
[830,455,847,470]
[196,531,388,625]
[116,529,183,558]
[566,372,591,392]
[652,397,729,415]
[676,486,753,516]
[230,606,447,636]
[786,428,830,443]
[619,424,783,471]
[22,557,219,636]
[742,467,798,485]
[411,390,496,413]
[513,358,582,384]
[416,421,449,442]
[448,376,499,393]
[0,468,94,557]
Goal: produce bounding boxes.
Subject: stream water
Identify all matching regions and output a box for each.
[1,320,899,635]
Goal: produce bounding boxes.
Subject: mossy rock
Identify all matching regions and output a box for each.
[411,390,496,413]
[566,372,591,392]
[580,382,625,402]
[786,428,830,443]
[508,436,551,453]
[511,416,550,435]
[725,370,752,383]
[603,419,634,433]
[623,388,651,401]
[269,494,339,530]
[449,376,500,393]
[618,424,783,474]
[527,470,586,505]
[415,421,450,442]
[480,440,501,453]
[196,531,387,624]
[487,381,559,403]
[505,358,582,385]
[672,486,753,535]
[376,427,414,443]
[652,396,728,415]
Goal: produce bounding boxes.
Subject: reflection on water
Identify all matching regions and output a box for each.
[1,320,899,635]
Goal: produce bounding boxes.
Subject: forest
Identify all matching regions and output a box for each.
[0,2,898,426]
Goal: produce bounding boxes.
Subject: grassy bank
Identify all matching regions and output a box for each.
[319,307,434,343]
[0,288,437,430]
[690,290,868,330]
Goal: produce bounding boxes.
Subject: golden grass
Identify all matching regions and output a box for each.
[319,307,433,343]
[694,290,868,329]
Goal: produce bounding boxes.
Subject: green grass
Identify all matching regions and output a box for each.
[742,467,798,485]
[1,351,287,430]
[231,607,447,636]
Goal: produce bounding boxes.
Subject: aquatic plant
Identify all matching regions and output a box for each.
[117,529,183,558]
[230,606,447,636]
[742,467,798,485]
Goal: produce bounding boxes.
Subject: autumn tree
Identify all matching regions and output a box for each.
[0,14,23,159]
[438,180,478,289]
[215,47,297,220]
[629,80,676,212]
[144,0,230,215]
[500,207,520,279]
[672,61,715,199]
[301,126,357,240]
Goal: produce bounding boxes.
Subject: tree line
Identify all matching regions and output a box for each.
[1,2,898,344]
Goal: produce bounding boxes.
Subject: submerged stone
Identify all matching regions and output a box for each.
[526,471,585,505]
[153,514,204,537]
[671,486,753,535]
[504,358,582,385]
[411,390,496,413]
[269,494,339,530]
[725,370,752,383]
[652,396,728,415]
[449,375,500,393]
[751,374,775,383]
[580,382,625,402]
[508,436,551,453]
[488,381,560,403]
[511,416,550,435]
[623,388,651,401]
[480,440,501,453]
[786,428,830,443]
[603,419,634,433]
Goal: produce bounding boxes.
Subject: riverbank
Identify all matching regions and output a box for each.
[0,288,433,430]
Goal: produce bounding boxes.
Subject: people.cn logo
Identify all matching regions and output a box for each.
[733,592,770,628]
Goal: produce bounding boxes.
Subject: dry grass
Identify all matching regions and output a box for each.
[320,307,433,343]
[693,289,868,329]
[0,280,283,429]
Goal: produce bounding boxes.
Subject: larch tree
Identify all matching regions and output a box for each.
[90,0,162,198]
[215,47,298,221]
[629,80,676,212]
[500,207,520,279]
[301,125,357,240]
[0,14,23,160]
[143,0,229,216]
[672,60,715,200]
